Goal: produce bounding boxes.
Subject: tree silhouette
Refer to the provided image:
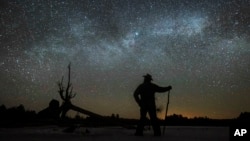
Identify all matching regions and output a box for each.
[58,63,76,118]
[38,99,60,120]
[56,63,106,120]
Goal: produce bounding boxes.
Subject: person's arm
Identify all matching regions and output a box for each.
[154,84,172,93]
[133,86,141,107]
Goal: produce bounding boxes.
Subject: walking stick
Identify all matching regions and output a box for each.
[162,90,170,135]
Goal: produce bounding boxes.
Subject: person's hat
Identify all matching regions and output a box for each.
[143,74,153,81]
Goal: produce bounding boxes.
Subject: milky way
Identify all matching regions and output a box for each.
[0,0,250,119]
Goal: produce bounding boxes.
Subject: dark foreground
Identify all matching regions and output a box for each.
[0,126,229,141]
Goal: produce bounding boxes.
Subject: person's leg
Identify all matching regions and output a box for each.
[148,108,161,136]
[135,108,147,136]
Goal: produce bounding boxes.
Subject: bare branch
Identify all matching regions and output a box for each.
[71,92,76,98]
[59,92,66,100]
[67,63,71,91]
[70,86,73,95]
[57,76,65,100]
[58,63,76,102]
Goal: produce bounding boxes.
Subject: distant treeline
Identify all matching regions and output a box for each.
[0,104,249,127]
[0,104,36,121]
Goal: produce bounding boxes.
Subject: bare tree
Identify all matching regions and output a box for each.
[58,63,76,118]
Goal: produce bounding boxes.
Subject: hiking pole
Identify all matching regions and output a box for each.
[162,90,170,135]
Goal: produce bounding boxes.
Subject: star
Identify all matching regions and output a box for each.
[0,0,249,119]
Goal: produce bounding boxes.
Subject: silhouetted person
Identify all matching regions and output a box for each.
[134,74,172,136]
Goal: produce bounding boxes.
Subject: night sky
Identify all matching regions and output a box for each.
[0,0,250,119]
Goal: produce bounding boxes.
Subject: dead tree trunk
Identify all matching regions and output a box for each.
[57,63,105,120]
[58,63,76,119]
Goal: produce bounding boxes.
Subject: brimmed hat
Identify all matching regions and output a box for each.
[143,74,153,81]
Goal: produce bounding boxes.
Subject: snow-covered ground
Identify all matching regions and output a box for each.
[0,126,229,141]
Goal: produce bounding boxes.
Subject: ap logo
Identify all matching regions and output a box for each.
[234,129,247,136]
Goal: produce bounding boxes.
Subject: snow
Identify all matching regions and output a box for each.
[0,126,229,141]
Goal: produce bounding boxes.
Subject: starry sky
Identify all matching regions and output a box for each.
[0,0,250,119]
